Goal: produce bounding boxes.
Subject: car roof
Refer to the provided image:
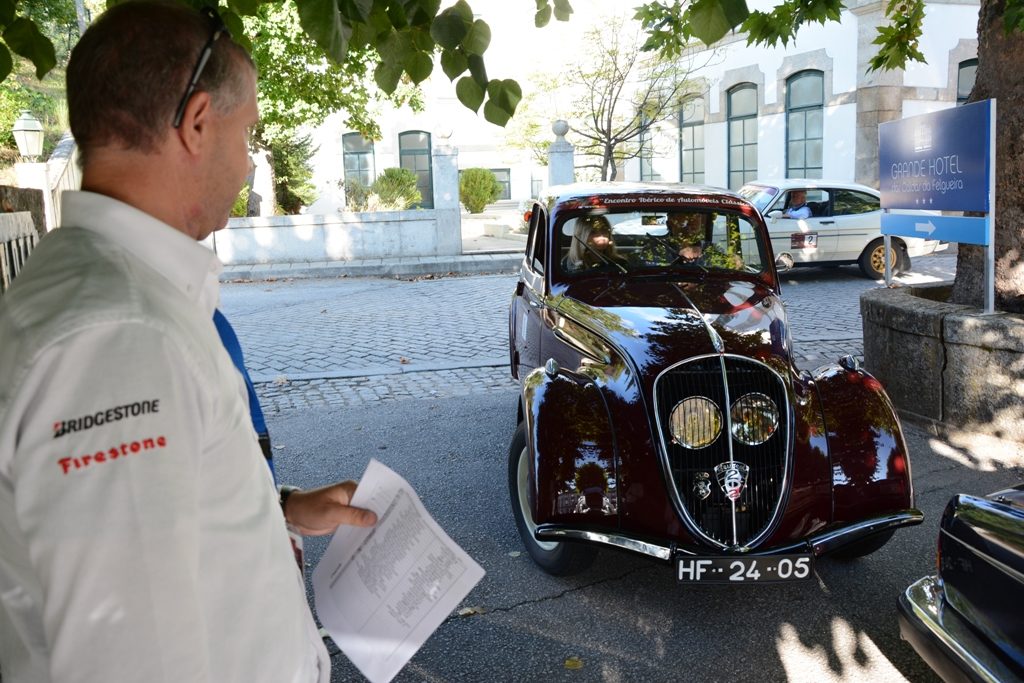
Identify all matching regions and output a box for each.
[742,178,879,195]
[538,181,755,213]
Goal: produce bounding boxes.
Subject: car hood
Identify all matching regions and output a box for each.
[553,278,791,377]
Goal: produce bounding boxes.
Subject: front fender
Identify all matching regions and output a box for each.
[522,365,619,528]
[814,362,914,522]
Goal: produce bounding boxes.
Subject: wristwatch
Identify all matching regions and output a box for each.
[278,485,301,515]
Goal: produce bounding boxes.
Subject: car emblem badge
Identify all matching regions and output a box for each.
[714,461,749,501]
[693,472,711,500]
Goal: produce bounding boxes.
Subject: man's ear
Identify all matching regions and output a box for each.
[175,90,214,156]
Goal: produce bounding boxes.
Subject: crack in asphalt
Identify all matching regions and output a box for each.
[446,565,658,623]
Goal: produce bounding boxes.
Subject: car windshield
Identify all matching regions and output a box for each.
[737,185,778,213]
[556,208,768,279]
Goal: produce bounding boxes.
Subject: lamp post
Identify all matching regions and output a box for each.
[12,110,53,233]
[12,110,44,162]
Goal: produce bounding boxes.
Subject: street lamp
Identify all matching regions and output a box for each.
[12,110,43,162]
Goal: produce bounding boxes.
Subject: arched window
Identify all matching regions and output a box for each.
[786,71,823,179]
[957,58,978,105]
[678,97,705,184]
[727,84,758,189]
[342,133,375,188]
[399,130,433,208]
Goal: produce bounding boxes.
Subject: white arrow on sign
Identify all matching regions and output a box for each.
[915,220,936,236]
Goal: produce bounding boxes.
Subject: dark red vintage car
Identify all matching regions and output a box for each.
[507,182,923,581]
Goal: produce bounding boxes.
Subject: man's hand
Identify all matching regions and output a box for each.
[282,481,377,536]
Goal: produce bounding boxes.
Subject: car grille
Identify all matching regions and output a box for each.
[654,356,789,549]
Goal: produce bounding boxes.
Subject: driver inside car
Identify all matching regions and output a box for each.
[661,212,745,270]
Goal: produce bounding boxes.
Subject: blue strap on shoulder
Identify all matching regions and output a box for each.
[213,308,275,480]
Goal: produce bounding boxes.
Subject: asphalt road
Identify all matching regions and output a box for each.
[268,390,1022,683]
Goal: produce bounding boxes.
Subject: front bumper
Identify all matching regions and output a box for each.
[536,509,923,560]
[897,575,1022,683]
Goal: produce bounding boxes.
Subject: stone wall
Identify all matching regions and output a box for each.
[205,209,457,265]
[0,186,45,237]
[862,283,1024,442]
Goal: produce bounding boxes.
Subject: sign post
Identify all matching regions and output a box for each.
[878,99,996,313]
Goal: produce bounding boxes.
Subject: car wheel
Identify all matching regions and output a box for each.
[508,422,597,576]
[858,238,903,279]
[829,529,895,560]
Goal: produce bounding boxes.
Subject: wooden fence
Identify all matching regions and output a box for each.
[0,212,38,293]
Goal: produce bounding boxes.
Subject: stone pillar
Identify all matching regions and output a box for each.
[431,135,461,256]
[251,149,275,216]
[14,162,54,233]
[548,120,575,187]
[852,3,904,188]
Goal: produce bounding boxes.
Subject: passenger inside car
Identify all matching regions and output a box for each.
[562,215,628,272]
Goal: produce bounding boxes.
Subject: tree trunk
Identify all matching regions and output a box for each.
[74,0,88,35]
[951,0,1024,312]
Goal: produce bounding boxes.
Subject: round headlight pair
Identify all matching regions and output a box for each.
[669,393,779,449]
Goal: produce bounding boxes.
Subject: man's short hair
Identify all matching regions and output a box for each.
[67,0,253,164]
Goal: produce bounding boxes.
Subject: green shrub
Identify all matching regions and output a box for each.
[344,177,370,211]
[459,168,502,213]
[371,167,420,210]
[231,185,250,217]
[345,169,421,212]
[268,132,317,214]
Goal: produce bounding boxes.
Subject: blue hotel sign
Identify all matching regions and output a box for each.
[879,100,991,212]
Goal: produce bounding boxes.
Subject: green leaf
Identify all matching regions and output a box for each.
[450,0,474,23]
[219,10,252,53]
[534,5,551,28]
[2,18,55,79]
[348,0,373,21]
[0,0,14,27]
[405,50,433,84]
[227,0,259,17]
[0,43,11,83]
[374,61,403,93]
[387,3,409,29]
[687,0,749,45]
[296,0,352,63]
[456,75,484,111]
[463,19,490,55]
[486,78,522,112]
[430,11,468,49]
[440,48,468,79]
[467,53,487,86]
[410,0,442,25]
[483,98,512,126]
[553,0,573,21]
[411,27,434,52]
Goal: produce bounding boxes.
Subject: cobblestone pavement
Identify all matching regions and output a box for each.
[219,254,957,413]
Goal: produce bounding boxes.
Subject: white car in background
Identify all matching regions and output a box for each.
[737,179,945,279]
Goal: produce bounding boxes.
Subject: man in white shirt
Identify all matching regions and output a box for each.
[782,189,812,219]
[0,2,375,681]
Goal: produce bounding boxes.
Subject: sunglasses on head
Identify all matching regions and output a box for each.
[172,6,229,128]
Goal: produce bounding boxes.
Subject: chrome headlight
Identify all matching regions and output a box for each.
[669,397,722,449]
[730,393,779,445]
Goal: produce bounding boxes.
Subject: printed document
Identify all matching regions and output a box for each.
[312,459,485,683]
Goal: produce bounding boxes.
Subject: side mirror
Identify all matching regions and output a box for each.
[775,253,794,272]
[766,210,783,223]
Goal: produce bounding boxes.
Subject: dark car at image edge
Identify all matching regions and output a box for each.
[898,484,1024,683]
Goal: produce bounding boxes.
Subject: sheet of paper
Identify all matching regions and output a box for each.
[312,459,485,683]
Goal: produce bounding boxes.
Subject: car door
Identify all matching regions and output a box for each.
[829,189,882,261]
[511,204,546,377]
[765,188,837,264]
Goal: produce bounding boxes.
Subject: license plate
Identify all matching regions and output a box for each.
[677,554,814,584]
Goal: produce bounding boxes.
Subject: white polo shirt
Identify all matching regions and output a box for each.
[0,192,329,682]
